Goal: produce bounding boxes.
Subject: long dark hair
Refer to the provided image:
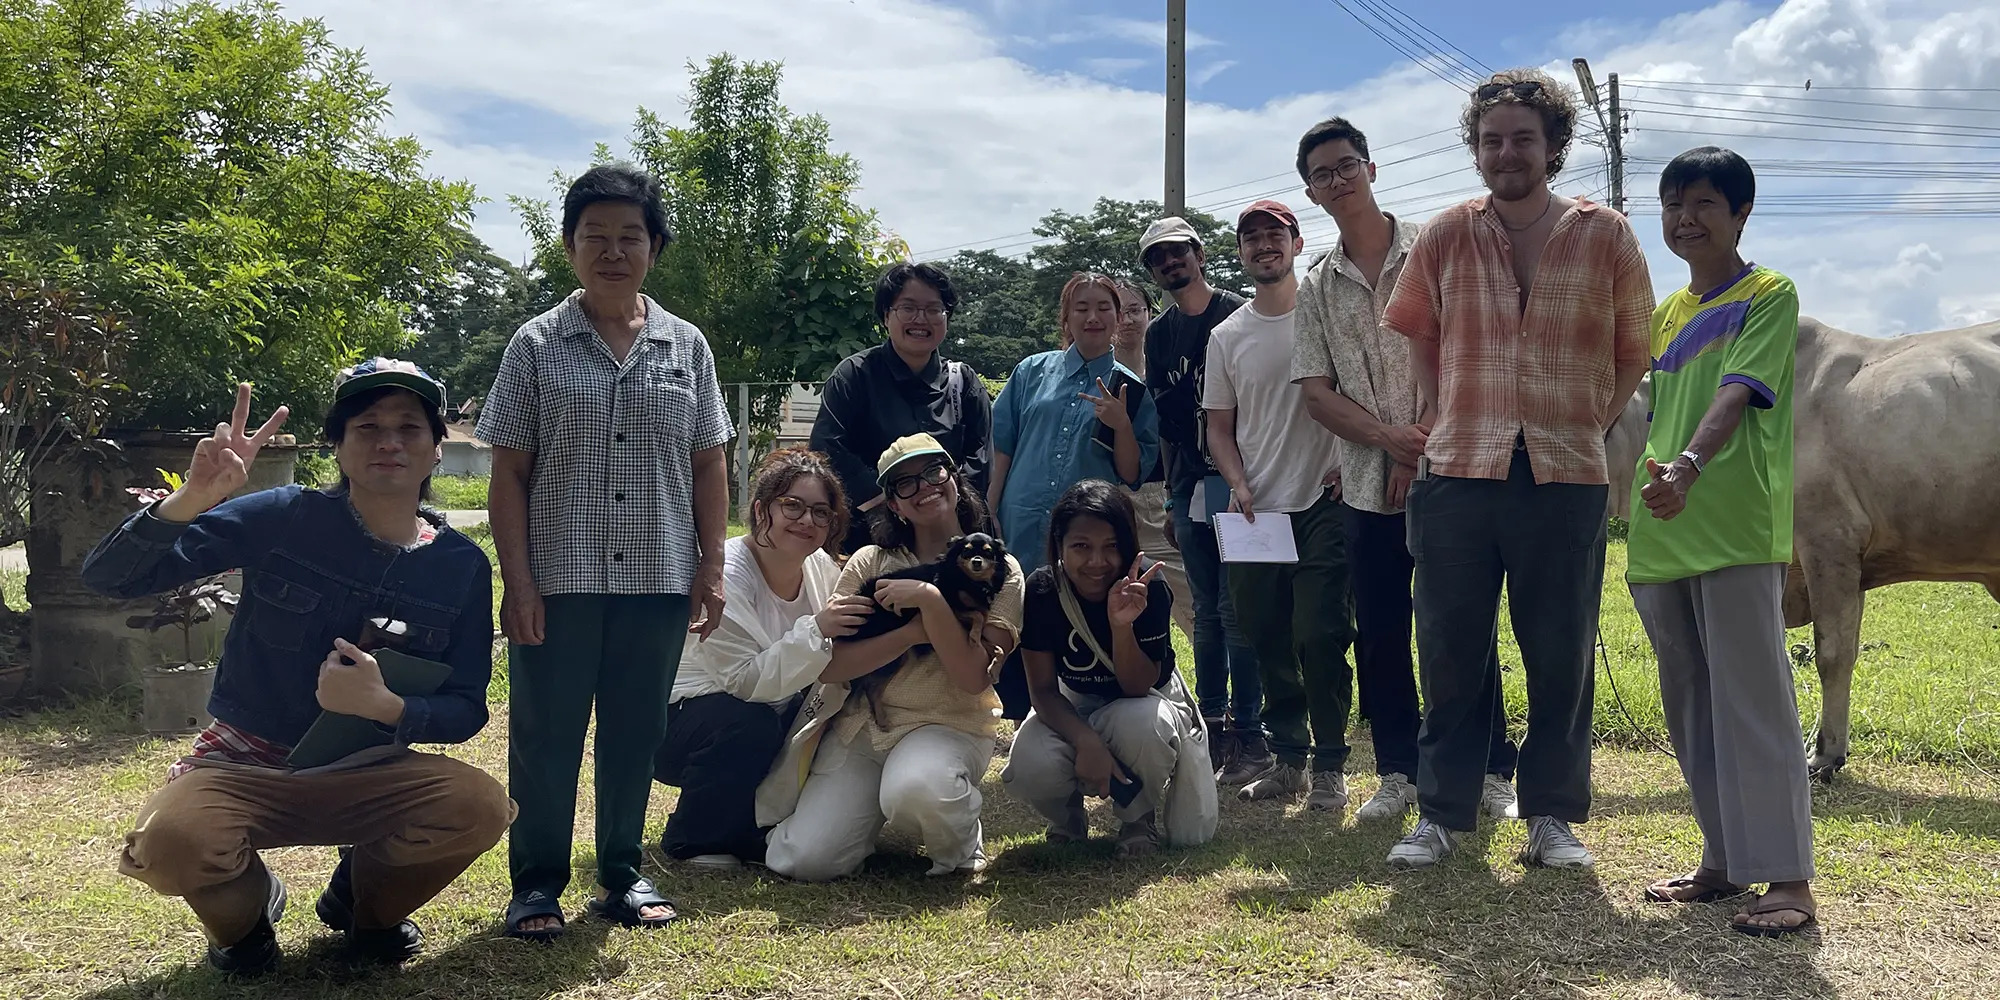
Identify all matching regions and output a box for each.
[1045,479,1139,575]
[748,447,849,557]
[868,464,995,553]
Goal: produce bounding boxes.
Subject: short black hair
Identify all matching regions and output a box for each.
[1045,479,1138,574]
[873,261,960,325]
[1659,146,1757,213]
[561,162,673,252]
[323,385,447,501]
[1296,117,1371,181]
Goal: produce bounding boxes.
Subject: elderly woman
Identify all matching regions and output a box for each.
[986,272,1160,719]
[811,261,994,556]
[477,162,733,940]
[763,434,1025,880]
[652,448,872,869]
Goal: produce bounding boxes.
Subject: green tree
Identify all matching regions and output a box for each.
[940,250,1052,379]
[1026,198,1244,310]
[0,0,475,431]
[516,55,899,429]
[406,233,551,408]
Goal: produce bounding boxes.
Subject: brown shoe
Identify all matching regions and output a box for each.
[1218,732,1276,786]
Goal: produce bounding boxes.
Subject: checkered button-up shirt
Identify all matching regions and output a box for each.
[476,290,733,595]
[1382,197,1653,485]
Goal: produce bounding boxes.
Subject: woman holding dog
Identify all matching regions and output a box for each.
[763,434,1026,881]
[1001,480,1217,856]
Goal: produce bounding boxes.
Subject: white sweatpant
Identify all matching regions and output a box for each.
[1001,686,1183,829]
[764,723,991,881]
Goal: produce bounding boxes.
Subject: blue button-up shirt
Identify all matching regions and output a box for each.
[993,346,1159,573]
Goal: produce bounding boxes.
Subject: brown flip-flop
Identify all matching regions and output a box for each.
[1732,894,1818,937]
[1643,872,1748,904]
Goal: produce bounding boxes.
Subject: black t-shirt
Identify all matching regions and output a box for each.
[1143,289,1247,497]
[1019,564,1175,701]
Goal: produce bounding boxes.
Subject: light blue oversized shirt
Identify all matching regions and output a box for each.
[992,345,1160,573]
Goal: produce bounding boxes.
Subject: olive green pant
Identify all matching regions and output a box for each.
[1226,495,1357,772]
[508,593,689,898]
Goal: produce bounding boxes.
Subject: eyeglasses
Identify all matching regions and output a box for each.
[771,496,834,528]
[1475,79,1544,102]
[888,460,950,500]
[889,304,948,321]
[1306,158,1367,189]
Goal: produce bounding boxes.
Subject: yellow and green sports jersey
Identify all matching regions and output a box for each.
[1626,265,1798,585]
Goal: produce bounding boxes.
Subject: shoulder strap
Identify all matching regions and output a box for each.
[946,360,964,429]
[1056,568,1115,670]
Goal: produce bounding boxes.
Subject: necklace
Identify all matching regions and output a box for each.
[1499,194,1554,232]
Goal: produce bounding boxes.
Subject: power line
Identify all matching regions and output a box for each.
[1624,82,2000,116]
[1328,0,1481,91]
[1630,126,2000,151]
[1621,79,2000,94]
[1350,0,1493,78]
[1622,101,2000,139]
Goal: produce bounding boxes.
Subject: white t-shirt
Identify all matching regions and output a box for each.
[1202,304,1341,514]
[670,535,840,707]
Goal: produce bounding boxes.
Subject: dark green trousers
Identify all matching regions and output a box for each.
[1226,495,1357,772]
[508,593,690,897]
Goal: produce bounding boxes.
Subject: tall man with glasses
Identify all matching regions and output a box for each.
[1380,70,1654,870]
[1289,117,1522,826]
[1139,218,1270,785]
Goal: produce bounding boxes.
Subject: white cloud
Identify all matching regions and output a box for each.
[1193,59,1237,88]
[1079,57,1147,80]
[1046,15,1219,50]
[275,0,2000,337]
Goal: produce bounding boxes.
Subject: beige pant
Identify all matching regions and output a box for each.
[1001,685,1185,827]
[765,724,991,881]
[120,752,514,945]
[1129,481,1194,644]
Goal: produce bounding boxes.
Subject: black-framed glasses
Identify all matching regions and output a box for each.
[1475,80,1543,102]
[772,496,834,528]
[889,304,947,321]
[1307,158,1367,189]
[888,460,950,500]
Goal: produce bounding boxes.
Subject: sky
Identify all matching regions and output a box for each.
[277,0,2000,336]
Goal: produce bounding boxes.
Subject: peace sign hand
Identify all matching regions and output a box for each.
[161,383,290,521]
[1106,554,1162,627]
[1078,377,1132,432]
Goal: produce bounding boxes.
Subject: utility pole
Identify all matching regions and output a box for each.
[1165,0,1186,216]
[1571,58,1625,214]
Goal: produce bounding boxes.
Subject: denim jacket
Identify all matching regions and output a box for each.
[80,485,494,749]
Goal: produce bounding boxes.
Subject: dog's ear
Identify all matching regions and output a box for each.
[946,534,964,549]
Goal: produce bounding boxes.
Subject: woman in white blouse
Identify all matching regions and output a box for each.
[652,448,874,868]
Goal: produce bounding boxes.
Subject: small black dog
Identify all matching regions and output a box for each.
[838,532,1010,728]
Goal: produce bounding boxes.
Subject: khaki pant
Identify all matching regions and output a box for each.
[1002,683,1186,826]
[120,752,514,946]
[1128,482,1194,645]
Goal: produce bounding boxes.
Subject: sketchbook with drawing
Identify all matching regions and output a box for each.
[1212,512,1299,564]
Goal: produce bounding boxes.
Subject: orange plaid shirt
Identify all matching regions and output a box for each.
[1383,197,1653,485]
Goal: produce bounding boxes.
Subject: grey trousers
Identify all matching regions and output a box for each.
[1631,562,1815,885]
[1002,679,1190,828]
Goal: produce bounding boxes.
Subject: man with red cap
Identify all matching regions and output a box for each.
[1202,199,1354,813]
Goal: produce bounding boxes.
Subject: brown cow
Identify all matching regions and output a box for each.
[1606,316,2000,780]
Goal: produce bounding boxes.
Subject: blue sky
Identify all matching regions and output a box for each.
[280,0,2000,335]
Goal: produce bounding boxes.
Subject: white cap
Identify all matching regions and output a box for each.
[1138,216,1202,258]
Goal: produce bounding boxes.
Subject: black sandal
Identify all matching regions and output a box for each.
[1642,872,1748,904]
[504,889,567,943]
[588,877,679,928]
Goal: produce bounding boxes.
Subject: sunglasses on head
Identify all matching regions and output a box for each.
[1475,80,1543,102]
[889,460,951,500]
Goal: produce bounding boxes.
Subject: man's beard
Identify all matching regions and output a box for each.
[1163,273,1193,292]
[1482,161,1546,201]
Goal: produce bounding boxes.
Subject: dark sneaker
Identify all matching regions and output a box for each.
[209,871,286,977]
[1204,716,1236,771]
[1218,732,1276,786]
[316,847,423,964]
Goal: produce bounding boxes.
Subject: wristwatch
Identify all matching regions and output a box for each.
[1678,449,1706,474]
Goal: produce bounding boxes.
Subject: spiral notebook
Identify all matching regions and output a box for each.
[1212,512,1299,564]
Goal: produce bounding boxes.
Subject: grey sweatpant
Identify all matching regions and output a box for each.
[1630,562,1815,885]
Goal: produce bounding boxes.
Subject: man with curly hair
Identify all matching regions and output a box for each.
[1380,68,1654,870]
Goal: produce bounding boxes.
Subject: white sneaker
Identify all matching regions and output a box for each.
[1481,774,1520,819]
[1520,816,1595,870]
[1356,772,1418,822]
[927,851,988,877]
[1305,771,1350,812]
[686,853,744,870]
[1387,818,1456,869]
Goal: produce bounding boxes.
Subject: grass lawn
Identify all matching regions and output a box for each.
[429,475,491,512]
[1,541,1996,999]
